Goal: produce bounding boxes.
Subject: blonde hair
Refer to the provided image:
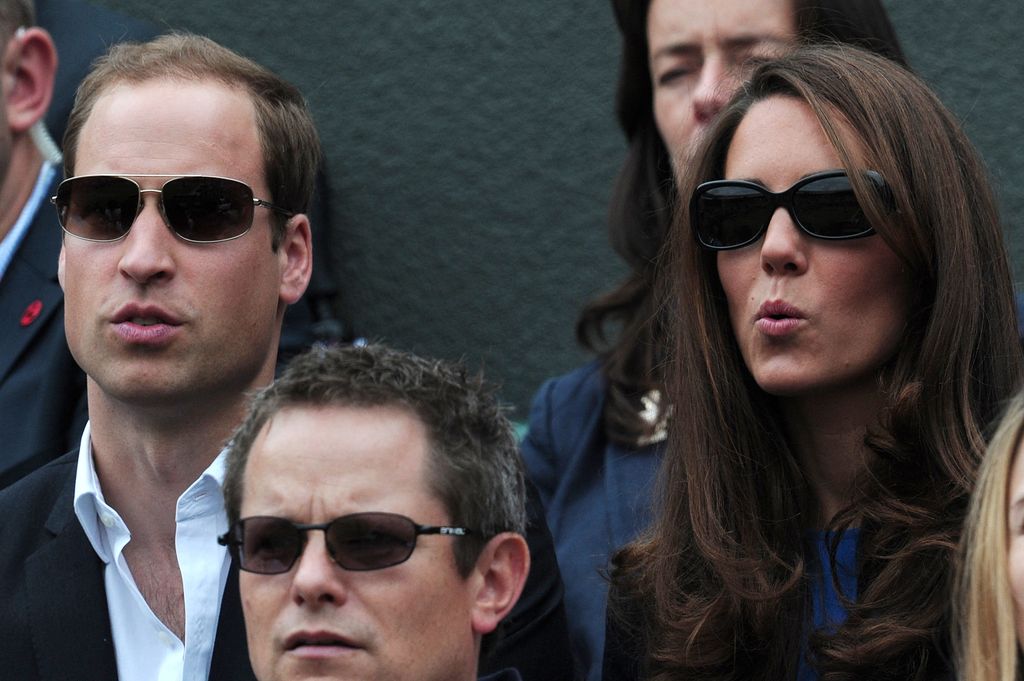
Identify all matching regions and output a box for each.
[957,392,1024,681]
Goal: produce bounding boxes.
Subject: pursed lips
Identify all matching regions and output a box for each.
[754,300,805,336]
[109,303,184,344]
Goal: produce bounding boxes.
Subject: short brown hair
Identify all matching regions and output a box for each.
[62,32,320,248]
[222,343,527,577]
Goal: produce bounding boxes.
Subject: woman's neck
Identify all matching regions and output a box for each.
[779,385,884,528]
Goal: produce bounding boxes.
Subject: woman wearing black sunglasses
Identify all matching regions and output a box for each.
[520,3,907,679]
[604,45,1024,681]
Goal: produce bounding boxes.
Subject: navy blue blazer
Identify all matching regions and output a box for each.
[0,173,87,489]
[520,360,662,681]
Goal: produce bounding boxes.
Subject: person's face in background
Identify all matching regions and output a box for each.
[1006,436,1024,645]
[647,0,796,165]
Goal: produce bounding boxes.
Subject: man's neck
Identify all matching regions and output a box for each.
[86,387,247,543]
[0,137,45,242]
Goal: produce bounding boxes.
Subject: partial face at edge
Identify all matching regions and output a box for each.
[1006,436,1024,646]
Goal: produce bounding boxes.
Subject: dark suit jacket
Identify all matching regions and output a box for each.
[0,451,256,681]
[0,173,87,489]
[0,449,574,681]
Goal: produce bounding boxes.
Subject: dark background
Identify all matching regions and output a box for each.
[82,0,1024,417]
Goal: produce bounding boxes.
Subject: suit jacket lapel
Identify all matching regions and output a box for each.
[24,466,118,681]
[209,558,257,681]
[0,173,64,385]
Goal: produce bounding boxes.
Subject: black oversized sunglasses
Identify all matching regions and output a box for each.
[51,174,295,243]
[217,512,475,575]
[691,169,891,251]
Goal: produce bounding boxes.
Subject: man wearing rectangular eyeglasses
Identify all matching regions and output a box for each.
[219,343,530,681]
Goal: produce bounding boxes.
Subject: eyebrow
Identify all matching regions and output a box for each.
[651,35,791,62]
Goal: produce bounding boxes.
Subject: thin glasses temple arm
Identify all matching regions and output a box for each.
[416,524,474,537]
[253,198,295,217]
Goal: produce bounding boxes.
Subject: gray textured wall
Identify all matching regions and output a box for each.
[93,0,1023,416]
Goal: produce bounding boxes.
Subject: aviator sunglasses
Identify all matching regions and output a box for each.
[51,174,295,243]
[218,512,475,574]
[691,169,892,251]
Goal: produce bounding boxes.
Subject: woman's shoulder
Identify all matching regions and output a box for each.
[533,359,608,412]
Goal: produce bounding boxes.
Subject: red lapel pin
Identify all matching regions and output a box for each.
[20,299,43,327]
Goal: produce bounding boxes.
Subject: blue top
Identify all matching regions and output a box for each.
[799,529,860,681]
[520,360,663,681]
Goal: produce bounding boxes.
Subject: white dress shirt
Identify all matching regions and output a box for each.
[72,422,232,681]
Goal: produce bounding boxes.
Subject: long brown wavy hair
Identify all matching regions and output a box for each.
[579,0,907,446]
[607,45,1024,680]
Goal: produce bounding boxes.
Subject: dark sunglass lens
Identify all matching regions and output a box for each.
[695,184,774,249]
[240,517,303,574]
[162,177,254,242]
[794,175,872,238]
[57,176,139,241]
[328,513,416,571]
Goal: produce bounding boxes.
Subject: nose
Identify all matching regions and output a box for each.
[290,531,348,608]
[759,207,808,275]
[117,196,177,285]
[692,56,735,126]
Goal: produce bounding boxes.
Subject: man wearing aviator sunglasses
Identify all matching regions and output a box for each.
[0,30,572,681]
[220,343,531,681]
[0,32,318,681]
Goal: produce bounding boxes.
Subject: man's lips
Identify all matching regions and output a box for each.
[111,303,183,326]
[110,303,183,344]
[284,630,362,657]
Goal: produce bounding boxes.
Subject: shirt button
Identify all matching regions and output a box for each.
[158,631,175,647]
[99,513,115,528]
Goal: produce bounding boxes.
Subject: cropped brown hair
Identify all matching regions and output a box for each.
[223,343,527,577]
[608,45,1023,681]
[62,32,320,248]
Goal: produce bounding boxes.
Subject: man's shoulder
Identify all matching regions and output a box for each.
[0,449,77,519]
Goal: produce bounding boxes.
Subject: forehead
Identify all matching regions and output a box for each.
[724,96,856,182]
[647,0,795,49]
[73,77,264,183]
[241,405,446,520]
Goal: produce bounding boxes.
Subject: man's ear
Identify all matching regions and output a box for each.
[3,27,57,134]
[278,214,312,306]
[469,532,530,636]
